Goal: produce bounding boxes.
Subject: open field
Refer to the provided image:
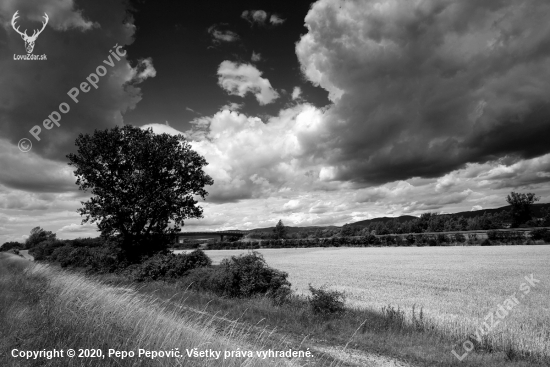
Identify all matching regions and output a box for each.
[175,245,550,360]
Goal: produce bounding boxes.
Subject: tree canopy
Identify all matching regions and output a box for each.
[25,227,56,249]
[273,219,287,239]
[66,125,213,258]
[506,192,540,227]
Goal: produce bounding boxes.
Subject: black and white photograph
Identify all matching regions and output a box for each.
[1,0,549,366]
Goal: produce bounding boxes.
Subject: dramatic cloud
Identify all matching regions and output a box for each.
[207,24,239,44]
[3,0,550,242]
[295,0,550,184]
[217,61,279,105]
[0,0,156,163]
[0,0,156,243]
[0,0,98,31]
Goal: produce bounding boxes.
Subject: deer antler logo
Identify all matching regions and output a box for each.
[11,11,49,54]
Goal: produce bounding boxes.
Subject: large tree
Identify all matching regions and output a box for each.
[506,192,540,227]
[67,125,213,259]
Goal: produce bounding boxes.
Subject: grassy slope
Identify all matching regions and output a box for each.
[0,253,311,367]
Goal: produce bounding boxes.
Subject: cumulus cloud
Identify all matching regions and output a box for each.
[217,61,279,105]
[295,0,550,185]
[145,104,330,203]
[207,24,239,44]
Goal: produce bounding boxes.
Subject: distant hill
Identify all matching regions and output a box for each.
[441,203,550,219]
[249,225,339,234]
[350,215,418,227]
[348,203,550,227]
[249,203,550,232]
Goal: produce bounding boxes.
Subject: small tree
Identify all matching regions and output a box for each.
[25,227,56,249]
[66,125,213,261]
[506,192,540,227]
[273,219,287,239]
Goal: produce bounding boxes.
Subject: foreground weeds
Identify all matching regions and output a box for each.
[0,253,315,367]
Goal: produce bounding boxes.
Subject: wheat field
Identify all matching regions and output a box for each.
[177,245,550,360]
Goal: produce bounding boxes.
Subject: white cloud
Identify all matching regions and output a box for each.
[251,51,262,62]
[141,123,185,137]
[241,10,285,27]
[131,58,157,83]
[241,10,267,25]
[220,102,243,111]
[282,199,302,212]
[58,223,98,233]
[269,14,285,25]
[207,25,239,44]
[291,86,302,100]
[217,61,279,105]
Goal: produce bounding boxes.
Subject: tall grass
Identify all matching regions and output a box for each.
[0,253,313,367]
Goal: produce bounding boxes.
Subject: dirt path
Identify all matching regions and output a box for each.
[167,299,419,367]
[19,250,34,261]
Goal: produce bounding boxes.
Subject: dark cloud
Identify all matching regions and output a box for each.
[0,0,155,162]
[296,0,550,185]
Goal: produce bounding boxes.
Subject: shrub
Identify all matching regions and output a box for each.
[530,228,549,241]
[29,239,65,261]
[50,245,79,267]
[481,239,494,246]
[0,241,23,252]
[132,250,211,282]
[454,233,466,243]
[487,230,499,241]
[186,251,291,302]
[308,285,345,316]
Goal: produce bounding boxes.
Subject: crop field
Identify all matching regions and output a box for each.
[176,245,550,359]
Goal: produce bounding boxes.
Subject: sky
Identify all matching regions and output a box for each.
[1,0,550,243]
